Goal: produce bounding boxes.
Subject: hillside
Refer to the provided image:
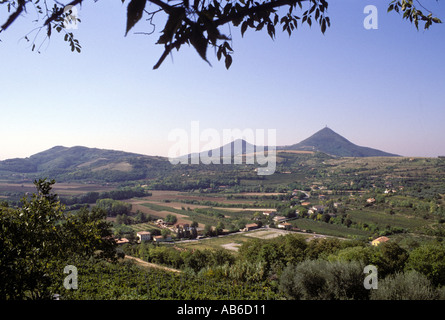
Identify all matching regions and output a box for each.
[0,146,170,182]
[279,127,399,157]
[182,127,399,161]
[0,128,401,183]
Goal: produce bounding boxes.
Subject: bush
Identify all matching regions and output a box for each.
[279,260,369,300]
[405,243,445,286]
[370,271,438,300]
[328,246,374,264]
[370,242,408,278]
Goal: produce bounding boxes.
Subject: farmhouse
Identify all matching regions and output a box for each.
[263,211,275,217]
[308,205,325,215]
[273,216,287,222]
[244,223,259,231]
[176,223,190,231]
[311,205,325,213]
[137,231,151,242]
[278,222,292,230]
[153,235,172,243]
[371,236,390,246]
[115,238,130,245]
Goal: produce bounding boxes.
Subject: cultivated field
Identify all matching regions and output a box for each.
[0,181,116,196]
[175,228,315,252]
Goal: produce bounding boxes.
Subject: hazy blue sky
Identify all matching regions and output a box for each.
[1,0,444,160]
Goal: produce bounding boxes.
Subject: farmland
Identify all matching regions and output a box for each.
[2,151,445,301]
[2,152,444,251]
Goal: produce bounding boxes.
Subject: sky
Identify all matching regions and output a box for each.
[0,0,444,160]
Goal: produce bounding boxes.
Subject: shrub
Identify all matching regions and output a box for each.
[405,243,445,286]
[370,271,438,300]
[279,260,369,300]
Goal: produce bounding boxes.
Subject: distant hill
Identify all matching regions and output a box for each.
[178,139,266,163]
[179,127,398,161]
[0,128,399,183]
[278,127,399,157]
[0,146,169,182]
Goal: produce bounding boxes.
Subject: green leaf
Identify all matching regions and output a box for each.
[267,23,275,39]
[157,7,185,45]
[190,26,210,64]
[125,0,146,36]
[225,54,232,69]
[223,41,233,52]
[241,20,248,37]
[321,18,326,34]
[217,46,223,60]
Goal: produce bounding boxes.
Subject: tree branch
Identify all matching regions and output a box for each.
[43,0,83,26]
[146,0,175,14]
[214,0,308,27]
[1,0,27,31]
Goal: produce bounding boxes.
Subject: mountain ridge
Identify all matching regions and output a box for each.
[0,127,399,182]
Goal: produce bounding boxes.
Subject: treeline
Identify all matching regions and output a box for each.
[179,198,282,209]
[148,174,242,191]
[124,243,235,271]
[96,198,132,217]
[61,187,149,206]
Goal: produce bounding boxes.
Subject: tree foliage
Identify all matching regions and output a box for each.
[370,270,439,300]
[0,179,117,299]
[0,0,441,69]
[279,260,369,300]
[405,243,445,286]
[95,198,133,217]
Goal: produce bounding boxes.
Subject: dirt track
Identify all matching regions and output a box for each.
[125,255,182,273]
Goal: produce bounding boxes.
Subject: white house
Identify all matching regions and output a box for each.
[311,205,325,213]
[153,235,172,242]
[278,222,292,230]
[263,211,276,217]
[137,231,152,242]
[273,215,287,222]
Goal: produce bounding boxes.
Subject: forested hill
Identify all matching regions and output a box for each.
[0,146,171,182]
